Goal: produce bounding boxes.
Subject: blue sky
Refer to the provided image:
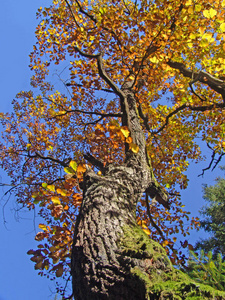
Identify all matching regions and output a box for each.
[0,1,224,300]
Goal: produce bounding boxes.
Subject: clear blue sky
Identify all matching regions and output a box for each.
[0,1,224,300]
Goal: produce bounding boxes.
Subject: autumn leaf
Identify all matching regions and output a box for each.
[120,127,130,138]
[77,164,86,174]
[56,264,64,277]
[126,136,132,144]
[39,224,48,231]
[129,143,139,153]
[203,8,217,19]
[47,184,55,192]
[220,23,225,33]
[64,166,75,174]
[69,160,77,171]
[51,196,61,205]
[42,182,48,189]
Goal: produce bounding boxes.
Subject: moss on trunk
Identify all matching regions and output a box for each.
[119,224,225,299]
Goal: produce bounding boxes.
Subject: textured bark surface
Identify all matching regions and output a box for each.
[71,161,151,300]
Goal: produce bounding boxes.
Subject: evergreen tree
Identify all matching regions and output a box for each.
[196,167,225,260]
[187,250,225,291]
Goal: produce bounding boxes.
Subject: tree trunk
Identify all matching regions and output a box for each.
[71,160,152,300]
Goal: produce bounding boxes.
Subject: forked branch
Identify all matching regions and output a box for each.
[168,60,225,99]
[74,47,125,100]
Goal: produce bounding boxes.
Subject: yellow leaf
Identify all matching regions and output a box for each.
[200,39,209,47]
[142,226,151,235]
[42,182,48,189]
[56,188,67,196]
[69,160,77,171]
[220,23,225,33]
[195,4,201,12]
[120,127,130,138]
[150,56,159,63]
[128,74,135,81]
[189,33,197,40]
[202,32,213,41]
[47,184,55,192]
[64,166,75,174]
[130,143,139,153]
[51,196,61,205]
[185,0,192,6]
[203,8,217,19]
[39,224,48,231]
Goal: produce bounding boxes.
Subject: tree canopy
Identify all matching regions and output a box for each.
[1,0,225,297]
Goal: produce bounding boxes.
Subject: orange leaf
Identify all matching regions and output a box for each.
[77,164,86,173]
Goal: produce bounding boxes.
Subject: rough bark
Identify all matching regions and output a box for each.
[72,162,150,300]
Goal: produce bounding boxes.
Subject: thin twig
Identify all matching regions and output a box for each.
[145,193,165,240]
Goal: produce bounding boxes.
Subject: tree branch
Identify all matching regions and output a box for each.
[198,143,225,176]
[27,152,70,168]
[50,107,122,120]
[83,153,105,172]
[66,82,115,94]
[145,193,165,240]
[152,102,225,135]
[168,60,225,99]
[64,0,80,28]
[74,47,125,100]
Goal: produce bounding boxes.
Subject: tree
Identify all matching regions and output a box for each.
[195,168,225,259]
[187,250,225,291]
[1,0,225,298]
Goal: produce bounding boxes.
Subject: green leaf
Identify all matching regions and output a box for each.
[64,167,75,174]
[42,182,48,189]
